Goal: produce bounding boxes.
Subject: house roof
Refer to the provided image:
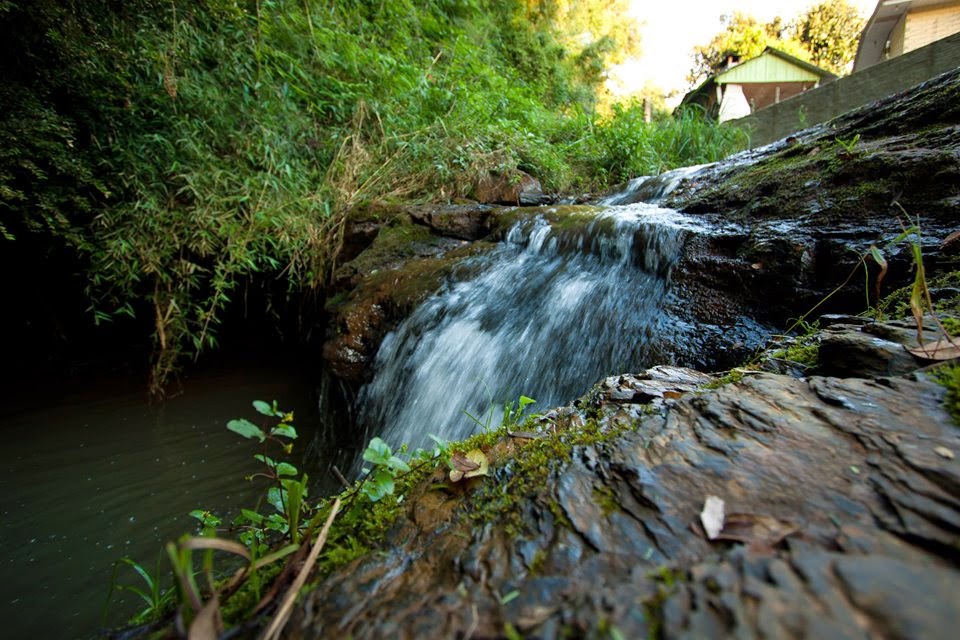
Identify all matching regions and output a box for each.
[854,0,914,71]
[678,47,836,110]
[854,1,959,71]
[715,47,838,84]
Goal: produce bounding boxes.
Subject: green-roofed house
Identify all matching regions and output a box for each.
[679,47,838,122]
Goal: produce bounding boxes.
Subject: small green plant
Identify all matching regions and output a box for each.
[834,133,861,155]
[464,393,537,432]
[359,437,412,502]
[226,400,307,544]
[103,556,175,625]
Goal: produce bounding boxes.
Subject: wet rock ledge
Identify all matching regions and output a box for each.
[290,338,960,639]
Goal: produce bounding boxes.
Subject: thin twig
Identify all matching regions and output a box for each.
[331,465,350,490]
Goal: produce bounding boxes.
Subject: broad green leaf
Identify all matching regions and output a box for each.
[252,400,273,416]
[363,437,392,465]
[386,455,411,473]
[518,395,536,409]
[362,481,387,502]
[188,509,221,528]
[270,423,298,440]
[276,462,298,477]
[265,513,287,532]
[267,486,286,513]
[363,468,395,502]
[227,418,266,442]
[239,509,264,525]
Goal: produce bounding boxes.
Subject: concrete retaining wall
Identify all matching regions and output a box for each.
[731,32,960,147]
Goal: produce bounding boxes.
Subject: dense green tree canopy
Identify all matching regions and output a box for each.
[795,0,866,74]
[0,0,747,393]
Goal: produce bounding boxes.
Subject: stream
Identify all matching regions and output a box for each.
[0,361,335,639]
[356,171,768,456]
[3,170,763,638]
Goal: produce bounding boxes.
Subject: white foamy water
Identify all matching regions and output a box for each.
[355,204,691,452]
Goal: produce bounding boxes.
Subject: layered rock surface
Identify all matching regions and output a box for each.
[293,354,959,639]
[298,69,960,639]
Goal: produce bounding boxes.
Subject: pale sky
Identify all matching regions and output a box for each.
[610,0,878,99]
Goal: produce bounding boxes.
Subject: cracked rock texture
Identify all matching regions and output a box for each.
[291,363,959,639]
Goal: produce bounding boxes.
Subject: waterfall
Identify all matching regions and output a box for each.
[355,203,708,452]
[601,163,710,206]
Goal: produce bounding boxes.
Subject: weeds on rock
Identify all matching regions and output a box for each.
[711,203,958,386]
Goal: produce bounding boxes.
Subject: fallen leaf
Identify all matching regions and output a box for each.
[750,262,763,270]
[700,496,725,540]
[662,390,683,400]
[941,230,960,254]
[714,513,800,547]
[935,446,955,460]
[451,452,481,472]
[868,245,888,302]
[449,449,489,482]
[907,338,960,361]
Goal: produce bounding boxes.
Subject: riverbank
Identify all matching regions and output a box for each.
[107,67,960,639]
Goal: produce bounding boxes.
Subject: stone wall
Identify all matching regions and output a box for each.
[731,31,960,147]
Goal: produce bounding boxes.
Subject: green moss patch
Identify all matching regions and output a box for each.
[930,363,960,427]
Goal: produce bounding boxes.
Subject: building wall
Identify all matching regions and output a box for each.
[718,84,751,122]
[904,4,960,52]
[729,31,960,147]
[890,13,907,57]
[742,82,818,112]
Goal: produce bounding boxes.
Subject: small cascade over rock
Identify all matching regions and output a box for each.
[355,202,740,453]
[601,163,710,205]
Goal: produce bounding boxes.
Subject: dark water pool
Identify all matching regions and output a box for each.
[0,362,341,638]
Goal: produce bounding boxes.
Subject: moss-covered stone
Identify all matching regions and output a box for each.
[323,219,495,381]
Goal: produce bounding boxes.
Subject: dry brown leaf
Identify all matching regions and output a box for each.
[180,536,251,561]
[188,594,221,640]
[451,452,481,472]
[449,449,489,482]
[662,390,683,400]
[907,338,960,361]
[714,512,799,547]
[941,230,960,254]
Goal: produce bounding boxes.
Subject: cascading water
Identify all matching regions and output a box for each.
[601,163,711,206]
[356,200,713,452]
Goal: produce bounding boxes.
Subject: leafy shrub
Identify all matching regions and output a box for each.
[1,1,746,392]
